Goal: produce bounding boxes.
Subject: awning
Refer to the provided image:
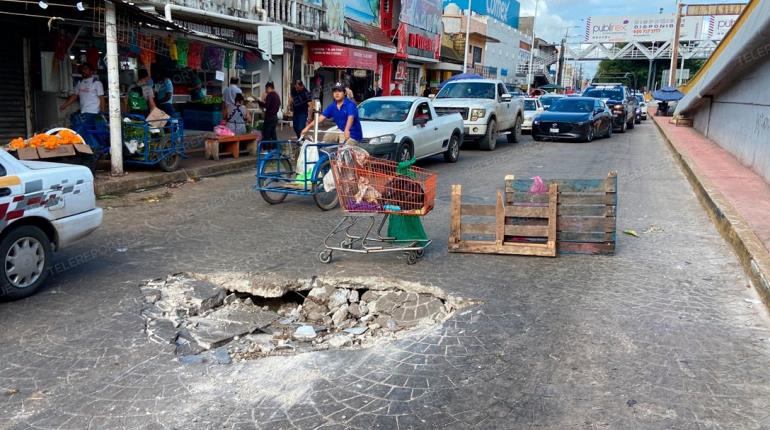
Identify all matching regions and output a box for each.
[426,62,463,71]
[308,43,378,71]
[345,19,395,53]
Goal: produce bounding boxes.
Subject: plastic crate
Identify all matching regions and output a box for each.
[183,109,221,131]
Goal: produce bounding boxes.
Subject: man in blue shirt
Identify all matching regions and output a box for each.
[302,82,363,144]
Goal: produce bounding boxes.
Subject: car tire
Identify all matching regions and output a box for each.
[635,116,641,125]
[605,122,613,138]
[478,118,497,151]
[584,126,594,143]
[0,225,53,301]
[627,117,635,130]
[443,133,461,163]
[533,134,543,142]
[396,141,413,162]
[507,116,522,143]
[618,120,626,133]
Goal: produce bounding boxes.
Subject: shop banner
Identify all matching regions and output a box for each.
[442,0,520,30]
[400,24,440,60]
[401,0,443,34]
[584,14,703,43]
[308,44,378,70]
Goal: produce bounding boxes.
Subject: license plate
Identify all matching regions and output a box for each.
[549,127,559,133]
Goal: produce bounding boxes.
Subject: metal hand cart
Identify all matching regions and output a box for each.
[69,113,185,172]
[318,146,437,265]
[253,138,339,210]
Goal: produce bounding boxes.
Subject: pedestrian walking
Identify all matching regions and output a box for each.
[289,80,312,138]
[258,81,281,142]
[59,63,104,123]
[301,82,363,145]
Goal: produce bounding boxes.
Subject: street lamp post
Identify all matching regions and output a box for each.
[668,1,684,87]
[526,0,540,93]
[462,0,473,73]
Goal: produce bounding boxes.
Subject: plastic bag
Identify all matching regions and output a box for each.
[294,138,319,184]
[530,176,548,194]
[214,121,235,137]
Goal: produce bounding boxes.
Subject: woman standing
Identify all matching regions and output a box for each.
[225,93,252,135]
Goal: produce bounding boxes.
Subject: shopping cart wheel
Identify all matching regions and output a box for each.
[319,249,333,264]
[340,238,353,249]
[406,251,418,265]
[415,248,425,258]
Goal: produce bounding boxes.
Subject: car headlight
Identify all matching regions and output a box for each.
[368,134,395,145]
[524,114,533,120]
[470,108,486,121]
[614,104,624,110]
[533,119,540,125]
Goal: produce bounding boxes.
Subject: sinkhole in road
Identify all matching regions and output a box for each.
[140,273,476,364]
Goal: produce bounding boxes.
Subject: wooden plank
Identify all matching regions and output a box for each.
[495,191,504,246]
[461,204,496,216]
[558,231,615,242]
[559,193,616,205]
[558,205,616,217]
[504,174,515,205]
[449,241,556,256]
[505,178,608,193]
[557,241,615,255]
[547,183,558,248]
[462,223,496,235]
[604,171,618,192]
[504,225,549,237]
[505,205,549,218]
[509,194,550,204]
[449,184,462,244]
[557,216,616,232]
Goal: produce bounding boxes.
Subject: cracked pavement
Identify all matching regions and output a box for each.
[2,121,770,429]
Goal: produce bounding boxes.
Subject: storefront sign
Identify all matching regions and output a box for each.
[442,0,520,29]
[176,19,258,47]
[308,44,378,70]
[398,24,440,60]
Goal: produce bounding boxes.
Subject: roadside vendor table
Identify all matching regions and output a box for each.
[204,133,260,160]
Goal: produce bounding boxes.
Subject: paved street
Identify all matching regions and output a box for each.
[3,121,770,429]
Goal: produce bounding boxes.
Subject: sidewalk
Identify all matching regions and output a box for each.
[93,125,297,196]
[651,108,770,300]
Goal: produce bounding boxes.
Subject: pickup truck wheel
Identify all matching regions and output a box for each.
[0,226,52,301]
[397,141,413,162]
[478,119,497,151]
[627,117,635,130]
[443,133,460,163]
[507,116,522,143]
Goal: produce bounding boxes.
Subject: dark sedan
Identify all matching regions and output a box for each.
[532,97,613,142]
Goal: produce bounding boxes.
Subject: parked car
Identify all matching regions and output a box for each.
[432,79,524,151]
[539,94,566,110]
[635,94,648,120]
[0,150,102,300]
[532,97,613,142]
[348,96,464,162]
[522,97,544,133]
[505,84,527,98]
[581,84,638,133]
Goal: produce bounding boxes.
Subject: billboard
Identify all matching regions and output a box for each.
[401,0,443,34]
[584,14,703,43]
[707,15,739,40]
[442,0,520,30]
[345,0,379,24]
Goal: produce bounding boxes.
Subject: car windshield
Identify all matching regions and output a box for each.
[583,88,623,100]
[436,82,496,99]
[548,99,594,113]
[357,100,413,122]
[523,100,538,110]
[540,96,563,106]
[635,95,645,103]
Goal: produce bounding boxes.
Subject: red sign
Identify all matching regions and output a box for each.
[394,61,408,81]
[397,23,439,60]
[308,43,378,71]
[408,33,434,52]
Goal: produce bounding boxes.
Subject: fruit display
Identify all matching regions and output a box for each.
[6,129,85,150]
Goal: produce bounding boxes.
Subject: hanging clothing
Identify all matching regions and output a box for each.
[204,47,224,70]
[176,39,189,67]
[165,36,178,61]
[138,34,155,67]
[187,42,204,69]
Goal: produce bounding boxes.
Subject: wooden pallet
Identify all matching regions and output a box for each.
[205,133,259,160]
[504,172,617,255]
[448,183,558,257]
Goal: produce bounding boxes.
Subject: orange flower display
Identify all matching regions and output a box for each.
[56,129,83,145]
[28,133,61,149]
[8,138,26,150]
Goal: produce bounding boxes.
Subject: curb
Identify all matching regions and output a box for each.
[95,158,255,196]
[652,117,770,302]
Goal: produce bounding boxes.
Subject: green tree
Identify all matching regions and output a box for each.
[596,58,705,90]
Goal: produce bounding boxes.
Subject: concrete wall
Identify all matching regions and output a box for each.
[692,55,770,182]
[484,19,523,84]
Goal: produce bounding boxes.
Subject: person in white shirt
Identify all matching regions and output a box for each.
[60,63,105,117]
[222,77,242,114]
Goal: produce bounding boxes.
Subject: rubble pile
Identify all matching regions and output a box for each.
[140,273,471,364]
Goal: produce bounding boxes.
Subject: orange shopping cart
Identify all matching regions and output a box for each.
[318,146,437,265]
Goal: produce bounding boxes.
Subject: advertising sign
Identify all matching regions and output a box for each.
[308,44,378,70]
[401,0,443,34]
[707,15,738,40]
[345,0,379,24]
[584,14,703,43]
[394,61,408,81]
[442,0,520,29]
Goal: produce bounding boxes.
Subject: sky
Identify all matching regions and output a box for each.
[518,0,744,78]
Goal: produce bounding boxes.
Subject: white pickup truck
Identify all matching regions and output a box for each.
[0,150,102,300]
[334,96,465,163]
[432,79,524,151]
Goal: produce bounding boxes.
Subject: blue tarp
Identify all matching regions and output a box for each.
[653,86,685,101]
[439,73,484,89]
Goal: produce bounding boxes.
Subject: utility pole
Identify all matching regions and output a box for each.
[462,0,472,73]
[105,0,123,175]
[668,1,683,87]
[526,0,540,93]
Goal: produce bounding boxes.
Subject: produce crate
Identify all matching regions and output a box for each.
[183,109,222,131]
